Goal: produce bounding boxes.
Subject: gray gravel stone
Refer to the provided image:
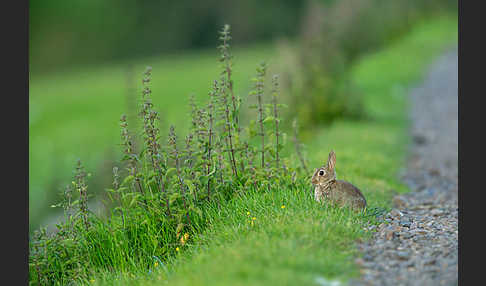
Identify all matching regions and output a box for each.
[350,48,458,286]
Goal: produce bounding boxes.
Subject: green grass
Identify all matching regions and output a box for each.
[29,42,276,229]
[90,188,371,286]
[83,15,457,286]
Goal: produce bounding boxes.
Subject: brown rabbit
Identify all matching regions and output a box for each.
[311,150,367,211]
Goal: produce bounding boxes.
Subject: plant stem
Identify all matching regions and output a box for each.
[255,62,267,169]
[272,74,280,170]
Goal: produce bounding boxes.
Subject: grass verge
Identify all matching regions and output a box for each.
[87,15,457,286]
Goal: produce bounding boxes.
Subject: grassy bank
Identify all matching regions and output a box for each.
[29,42,276,229]
[83,15,457,286]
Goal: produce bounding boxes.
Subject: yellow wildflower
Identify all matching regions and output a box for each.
[252,217,256,220]
[281,205,285,209]
[246,211,250,215]
[154,262,159,267]
[176,247,180,252]
[180,233,189,245]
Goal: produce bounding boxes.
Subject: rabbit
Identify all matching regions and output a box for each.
[311,150,367,211]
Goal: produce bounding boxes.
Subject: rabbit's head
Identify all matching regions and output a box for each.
[311,150,337,185]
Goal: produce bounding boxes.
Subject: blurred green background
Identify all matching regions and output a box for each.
[29,0,456,231]
[29,0,305,74]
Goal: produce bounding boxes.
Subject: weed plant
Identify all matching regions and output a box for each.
[29,25,312,285]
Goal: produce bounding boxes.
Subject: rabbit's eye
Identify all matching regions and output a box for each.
[319,170,324,176]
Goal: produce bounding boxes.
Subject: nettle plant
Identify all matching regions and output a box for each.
[29,25,310,284]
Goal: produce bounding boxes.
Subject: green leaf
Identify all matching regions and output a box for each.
[169,193,181,204]
[122,175,135,186]
[199,175,209,186]
[165,168,177,178]
[175,223,184,236]
[268,148,275,157]
[190,205,203,217]
[147,170,157,179]
[129,196,137,208]
[263,116,274,124]
[207,165,216,177]
[185,180,195,193]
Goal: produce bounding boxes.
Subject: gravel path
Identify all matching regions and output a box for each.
[351,48,458,286]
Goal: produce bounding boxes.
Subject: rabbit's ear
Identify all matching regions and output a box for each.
[326,150,336,171]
